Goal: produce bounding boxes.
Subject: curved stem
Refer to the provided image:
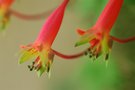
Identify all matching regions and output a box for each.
[52,49,86,60]
[111,35,135,43]
[9,8,54,20]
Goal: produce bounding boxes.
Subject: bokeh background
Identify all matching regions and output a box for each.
[0,0,135,90]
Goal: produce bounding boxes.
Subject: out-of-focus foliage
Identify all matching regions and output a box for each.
[70,0,107,26]
[113,2,135,89]
[125,0,135,5]
[52,57,122,90]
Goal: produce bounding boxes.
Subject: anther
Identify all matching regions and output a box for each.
[27,65,31,69]
[88,50,92,54]
[105,54,109,60]
[28,65,31,71]
[47,66,50,73]
[32,61,35,65]
[28,65,34,71]
[30,68,33,71]
[84,52,88,55]
[88,48,91,51]
[89,55,92,58]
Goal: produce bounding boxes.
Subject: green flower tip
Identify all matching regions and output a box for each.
[19,44,54,77]
[75,37,91,47]
[37,66,46,77]
[76,29,112,60]
[75,42,80,47]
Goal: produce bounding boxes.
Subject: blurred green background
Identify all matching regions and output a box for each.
[0,0,135,90]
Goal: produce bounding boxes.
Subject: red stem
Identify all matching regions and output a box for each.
[111,35,135,43]
[9,8,54,20]
[52,49,85,60]
[52,36,135,59]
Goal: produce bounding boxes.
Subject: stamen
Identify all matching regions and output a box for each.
[105,53,109,60]
[27,65,34,71]
[89,55,92,58]
[32,61,35,65]
[35,63,42,71]
[30,68,33,71]
[34,57,40,63]
[27,65,31,69]
[84,52,88,55]
[87,48,93,55]
[46,65,50,73]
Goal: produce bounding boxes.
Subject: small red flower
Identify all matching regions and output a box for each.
[19,0,69,77]
[75,0,124,60]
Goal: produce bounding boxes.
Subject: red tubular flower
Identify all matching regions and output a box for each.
[0,0,14,29]
[19,0,69,77]
[75,0,124,60]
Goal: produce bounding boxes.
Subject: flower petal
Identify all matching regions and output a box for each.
[75,34,95,47]
[39,50,48,67]
[37,66,46,77]
[19,50,37,64]
[101,36,110,54]
[77,29,85,36]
